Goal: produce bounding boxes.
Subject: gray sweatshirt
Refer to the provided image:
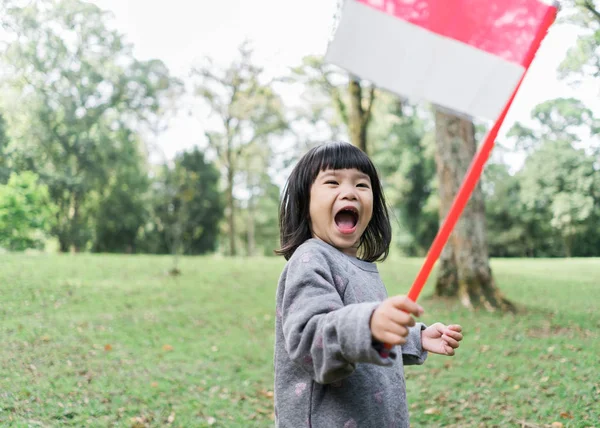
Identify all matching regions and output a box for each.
[274,238,427,428]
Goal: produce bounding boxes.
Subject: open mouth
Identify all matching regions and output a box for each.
[334,206,359,234]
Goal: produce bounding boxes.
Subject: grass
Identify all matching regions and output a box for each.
[0,253,598,427]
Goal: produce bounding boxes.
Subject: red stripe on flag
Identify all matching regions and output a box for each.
[357,0,555,66]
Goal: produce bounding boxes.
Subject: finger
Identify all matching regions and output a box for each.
[447,324,462,332]
[444,330,463,342]
[444,344,455,356]
[441,334,460,348]
[381,332,407,346]
[388,295,424,317]
[387,309,416,328]
[384,323,409,338]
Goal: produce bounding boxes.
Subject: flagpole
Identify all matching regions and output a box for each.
[405,6,559,304]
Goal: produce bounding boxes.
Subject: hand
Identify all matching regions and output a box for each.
[421,323,463,356]
[370,296,424,346]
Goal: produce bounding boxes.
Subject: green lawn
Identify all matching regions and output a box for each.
[1,253,598,427]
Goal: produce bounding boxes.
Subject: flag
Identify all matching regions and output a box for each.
[325,0,559,121]
[324,0,558,315]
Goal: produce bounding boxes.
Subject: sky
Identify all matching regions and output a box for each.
[88,0,599,169]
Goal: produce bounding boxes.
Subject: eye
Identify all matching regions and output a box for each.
[357,182,370,188]
[325,180,339,185]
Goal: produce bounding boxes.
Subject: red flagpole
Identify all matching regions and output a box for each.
[382,4,558,354]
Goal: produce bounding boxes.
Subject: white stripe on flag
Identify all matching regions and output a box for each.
[325,0,526,120]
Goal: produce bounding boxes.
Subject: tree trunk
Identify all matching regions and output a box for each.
[58,235,69,253]
[226,152,236,256]
[247,191,256,257]
[433,109,514,312]
[72,193,81,253]
[563,234,572,257]
[436,242,459,297]
[348,78,368,154]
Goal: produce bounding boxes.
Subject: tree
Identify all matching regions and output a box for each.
[252,176,283,256]
[348,78,376,153]
[291,56,376,153]
[235,141,279,257]
[509,98,598,152]
[482,162,560,257]
[433,110,514,311]
[0,171,57,251]
[559,0,600,83]
[508,98,600,257]
[0,0,180,252]
[176,148,224,255]
[192,42,287,256]
[137,148,223,260]
[519,142,598,257]
[93,130,150,253]
[0,113,9,183]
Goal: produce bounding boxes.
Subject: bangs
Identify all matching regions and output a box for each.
[308,142,377,182]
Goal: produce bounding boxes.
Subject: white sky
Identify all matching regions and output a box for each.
[89,0,599,168]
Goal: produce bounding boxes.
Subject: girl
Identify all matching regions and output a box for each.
[274,141,463,427]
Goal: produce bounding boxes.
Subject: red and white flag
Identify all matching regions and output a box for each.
[325,0,559,120]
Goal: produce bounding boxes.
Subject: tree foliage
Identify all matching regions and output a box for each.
[137,148,224,257]
[0,171,56,251]
[498,97,600,257]
[559,0,600,82]
[0,0,181,251]
[0,0,598,262]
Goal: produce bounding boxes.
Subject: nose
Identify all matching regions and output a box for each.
[339,183,358,201]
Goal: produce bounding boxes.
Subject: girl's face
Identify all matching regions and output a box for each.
[309,168,374,257]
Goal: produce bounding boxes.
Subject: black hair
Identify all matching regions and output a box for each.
[275,141,392,262]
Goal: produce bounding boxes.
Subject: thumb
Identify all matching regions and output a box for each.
[433,322,447,333]
[428,322,446,338]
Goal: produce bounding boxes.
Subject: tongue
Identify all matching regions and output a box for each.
[336,212,355,231]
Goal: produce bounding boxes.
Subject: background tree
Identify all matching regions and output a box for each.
[235,141,280,257]
[176,148,224,255]
[482,163,545,257]
[508,98,600,257]
[291,56,375,153]
[193,42,287,256]
[137,148,224,260]
[559,0,600,83]
[92,130,150,253]
[0,113,10,183]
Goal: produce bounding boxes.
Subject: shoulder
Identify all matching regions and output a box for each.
[279,240,346,292]
[289,239,342,266]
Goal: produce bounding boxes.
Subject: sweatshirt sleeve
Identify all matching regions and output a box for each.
[401,323,428,365]
[281,247,393,384]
